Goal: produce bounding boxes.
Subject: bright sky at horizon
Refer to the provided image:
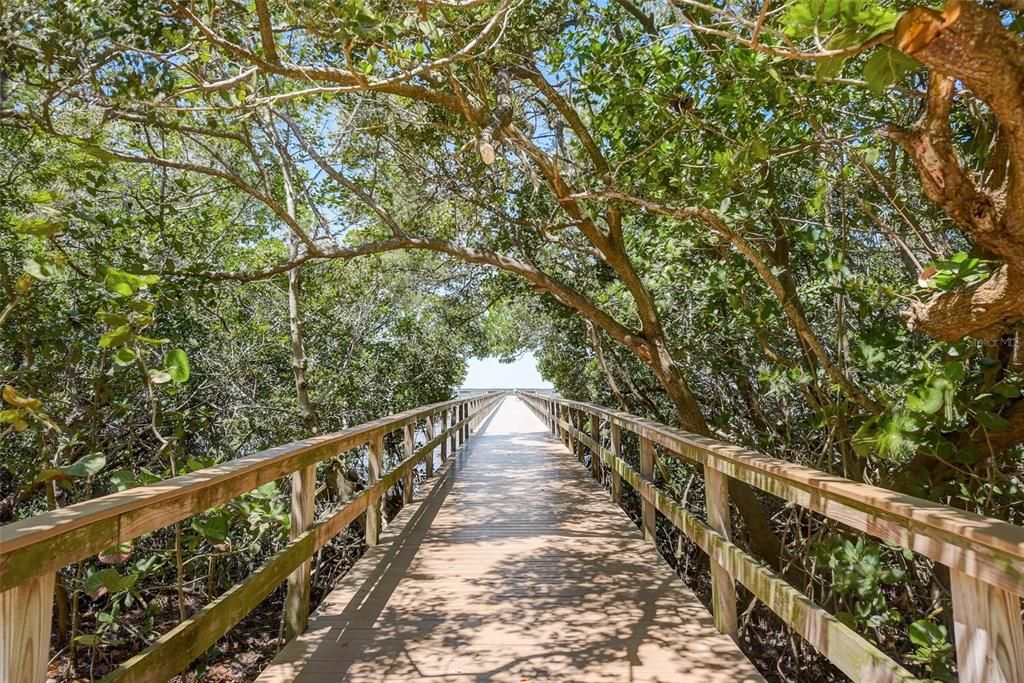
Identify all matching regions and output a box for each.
[461,352,553,389]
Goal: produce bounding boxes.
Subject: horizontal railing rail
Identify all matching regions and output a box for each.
[518,391,1024,683]
[0,391,506,682]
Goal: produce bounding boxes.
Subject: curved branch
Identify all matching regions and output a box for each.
[904,266,1024,341]
[670,0,891,61]
[581,190,884,413]
[882,75,1006,258]
[893,0,1024,244]
[512,65,610,178]
[173,0,512,116]
[274,110,407,238]
[188,234,654,362]
[91,144,321,255]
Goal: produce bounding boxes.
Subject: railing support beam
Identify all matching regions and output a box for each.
[284,463,315,641]
[0,573,54,683]
[610,422,623,505]
[951,569,1024,683]
[572,408,583,462]
[440,410,448,462]
[366,434,384,546]
[705,465,738,639]
[639,436,656,543]
[454,405,461,449]
[590,414,601,481]
[403,424,415,504]
[424,415,435,478]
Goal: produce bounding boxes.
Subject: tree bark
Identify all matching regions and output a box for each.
[891,0,1024,341]
[280,154,319,433]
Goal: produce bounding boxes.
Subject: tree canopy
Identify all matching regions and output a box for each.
[2,0,1022,679]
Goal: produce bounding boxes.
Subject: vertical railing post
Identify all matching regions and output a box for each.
[462,402,470,441]
[454,404,462,448]
[440,409,448,462]
[557,404,567,445]
[403,423,415,504]
[590,413,601,481]
[639,436,656,542]
[424,414,435,478]
[950,570,1024,683]
[0,573,55,682]
[453,404,461,449]
[451,406,459,451]
[563,405,572,448]
[366,434,383,546]
[284,462,315,640]
[570,408,581,462]
[705,465,738,638]
[610,422,622,505]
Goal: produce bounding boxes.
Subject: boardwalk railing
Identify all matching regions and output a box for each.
[0,392,505,682]
[519,392,1024,683]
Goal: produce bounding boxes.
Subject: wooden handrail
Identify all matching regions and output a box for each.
[0,392,506,682]
[518,391,1024,683]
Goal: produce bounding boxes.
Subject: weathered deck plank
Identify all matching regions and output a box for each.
[257,397,763,682]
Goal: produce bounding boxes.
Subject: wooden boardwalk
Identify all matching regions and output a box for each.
[257,396,762,682]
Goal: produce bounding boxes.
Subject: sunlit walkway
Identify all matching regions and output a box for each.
[257,397,762,682]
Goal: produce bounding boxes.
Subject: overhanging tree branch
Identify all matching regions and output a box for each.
[579,190,884,413]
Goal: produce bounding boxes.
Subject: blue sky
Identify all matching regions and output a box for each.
[462,352,553,389]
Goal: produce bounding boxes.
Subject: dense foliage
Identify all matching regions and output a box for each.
[2,0,1022,680]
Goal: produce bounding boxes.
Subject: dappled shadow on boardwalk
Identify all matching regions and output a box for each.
[258,398,762,682]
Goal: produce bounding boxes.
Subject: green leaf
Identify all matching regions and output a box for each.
[95,312,129,326]
[12,216,64,237]
[192,513,229,542]
[148,369,172,384]
[125,299,155,313]
[907,386,943,414]
[954,444,983,464]
[104,267,160,296]
[60,452,106,478]
[112,348,137,366]
[862,46,917,95]
[27,190,60,204]
[852,412,919,459]
[909,619,946,647]
[164,348,190,383]
[74,634,102,646]
[974,410,1009,431]
[23,256,63,281]
[83,568,137,598]
[835,611,858,629]
[99,325,132,349]
[109,469,136,492]
[993,383,1021,399]
[815,56,847,81]
[84,568,119,598]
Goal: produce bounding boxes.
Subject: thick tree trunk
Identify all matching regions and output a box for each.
[280,156,319,433]
[287,247,318,432]
[642,335,787,570]
[891,0,1024,341]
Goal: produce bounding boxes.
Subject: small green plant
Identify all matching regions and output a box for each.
[908,618,954,681]
[816,535,905,630]
[917,253,996,292]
